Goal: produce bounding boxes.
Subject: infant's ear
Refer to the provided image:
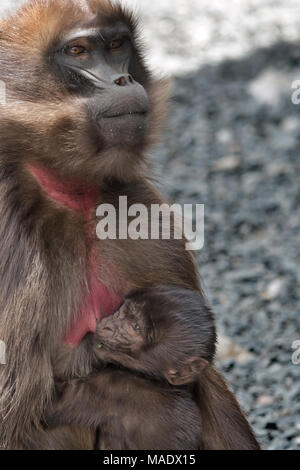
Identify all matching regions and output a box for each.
[165,357,208,386]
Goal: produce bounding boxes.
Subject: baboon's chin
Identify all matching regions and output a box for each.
[98,114,149,149]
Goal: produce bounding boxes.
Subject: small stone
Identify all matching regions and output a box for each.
[213,155,241,172]
[294,437,300,446]
[261,279,285,300]
[265,422,278,431]
[217,335,254,364]
[266,162,292,177]
[256,395,275,406]
[216,129,233,145]
[281,116,299,133]
[248,68,291,107]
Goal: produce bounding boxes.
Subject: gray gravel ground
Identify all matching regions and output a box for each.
[1,0,300,450]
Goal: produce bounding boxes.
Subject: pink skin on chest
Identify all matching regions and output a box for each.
[29,164,122,347]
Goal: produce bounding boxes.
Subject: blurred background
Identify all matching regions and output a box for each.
[1,0,300,450]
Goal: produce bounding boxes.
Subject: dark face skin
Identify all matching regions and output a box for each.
[94,299,148,355]
[52,22,150,149]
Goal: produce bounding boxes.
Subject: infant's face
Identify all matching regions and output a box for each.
[94,299,147,355]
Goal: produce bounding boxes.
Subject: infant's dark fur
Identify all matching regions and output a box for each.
[48,286,216,450]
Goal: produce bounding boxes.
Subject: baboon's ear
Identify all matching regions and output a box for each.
[165,357,208,386]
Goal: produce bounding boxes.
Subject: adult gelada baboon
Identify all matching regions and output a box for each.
[0,0,259,449]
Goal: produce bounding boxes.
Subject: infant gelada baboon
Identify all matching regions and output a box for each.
[47,286,216,450]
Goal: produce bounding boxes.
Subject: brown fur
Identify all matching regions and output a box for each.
[44,286,215,450]
[47,370,203,450]
[0,0,259,450]
[91,286,216,381]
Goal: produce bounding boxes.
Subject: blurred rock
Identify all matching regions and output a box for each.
[248,68,300,107]
[216,129,233,145]
[217,336,254,364]
[261,279,285,300]
[281,116,300,133]
[213,155,241,172]
[256,395,276,406]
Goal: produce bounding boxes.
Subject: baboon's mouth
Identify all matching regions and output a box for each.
[100,110,148,119]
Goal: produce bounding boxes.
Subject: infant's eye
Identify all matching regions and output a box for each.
[131,322,141,332]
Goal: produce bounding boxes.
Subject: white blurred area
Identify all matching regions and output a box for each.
[121,0,300,75]
[1,0,300,76]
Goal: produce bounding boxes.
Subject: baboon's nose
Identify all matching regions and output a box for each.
[114,74,134,87]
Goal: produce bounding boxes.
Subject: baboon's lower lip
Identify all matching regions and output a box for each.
[100,111,148,119]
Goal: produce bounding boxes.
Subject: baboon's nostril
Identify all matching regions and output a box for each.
[114,75,134,86]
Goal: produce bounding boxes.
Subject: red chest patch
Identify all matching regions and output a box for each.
[29,164,99,218]
[29,164,122,347]
[63,270,122,347]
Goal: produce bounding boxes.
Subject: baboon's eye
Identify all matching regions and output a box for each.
[108,37,125,51]
[66,45,88,56]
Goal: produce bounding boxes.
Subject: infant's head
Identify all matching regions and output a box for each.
[93,286,216,385]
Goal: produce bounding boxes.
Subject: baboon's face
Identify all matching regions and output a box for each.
[50,11,150,149]
[95,300,148,355]
[0,0,162,181]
